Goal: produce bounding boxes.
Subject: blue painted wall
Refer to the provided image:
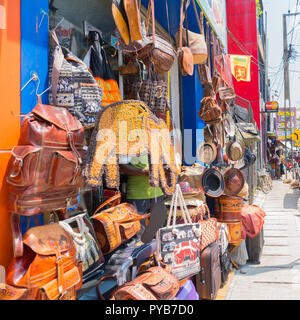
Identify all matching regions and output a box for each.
[21,0,49,115]
[20,0,49,229]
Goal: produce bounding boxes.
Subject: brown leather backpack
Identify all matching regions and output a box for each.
[6,104,85,257]
[0,223,82,300]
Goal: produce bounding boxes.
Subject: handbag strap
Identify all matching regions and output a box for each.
[206,22,211,72]
[145,0,156,46]
[93,193,121,215]
[183,0,190,48]
[191,0,204,35]
[178,0,184,50]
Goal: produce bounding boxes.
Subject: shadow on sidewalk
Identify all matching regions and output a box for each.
[283,191,300,210]
[239,258,300,277]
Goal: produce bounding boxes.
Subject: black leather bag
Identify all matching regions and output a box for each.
[241,147,257,170]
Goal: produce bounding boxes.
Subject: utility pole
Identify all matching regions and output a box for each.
[283,12,300,179]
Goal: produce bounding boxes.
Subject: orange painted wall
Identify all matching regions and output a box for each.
[0,0,21,269]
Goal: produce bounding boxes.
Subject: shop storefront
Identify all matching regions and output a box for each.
[0,0,265,301]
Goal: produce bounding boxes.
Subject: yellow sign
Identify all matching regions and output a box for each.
[290,128,300,143]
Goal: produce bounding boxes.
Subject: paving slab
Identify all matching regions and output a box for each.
[225,180,300,300]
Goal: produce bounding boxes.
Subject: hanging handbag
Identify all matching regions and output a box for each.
[132,62,169,113]
[176,0,207,65]
[177,0,194,76]
[91,194,150,255]
[137,0,176,74]
[86,34,122,107]
[0,224,82,300]
[156,184,202,281]
[199,95,223,125]
[49,30,103,128]
[236,122,261,146]
[59,211,105,283]
[198,205,218,251]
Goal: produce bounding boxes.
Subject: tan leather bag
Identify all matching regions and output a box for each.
[177,0,194,76]
[176,0,207,65]
[137,0,176,74]
[0,224,82,300]
[91,194,149,255]
[101,265,180,300]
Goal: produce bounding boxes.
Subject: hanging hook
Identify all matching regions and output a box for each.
[20,72,38,92]
[38,9,48,29]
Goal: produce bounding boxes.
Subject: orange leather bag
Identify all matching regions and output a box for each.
[0,223,82,300]
[91,194,149,255]
[98,264,180,300]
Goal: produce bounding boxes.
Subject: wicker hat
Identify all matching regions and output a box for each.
[225,138,246,161]
[223,168,245,196]
[197,141,217,165]
[200,168,225,198]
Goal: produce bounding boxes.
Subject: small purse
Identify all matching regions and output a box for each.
[91,194,149,255]
[156,184,202,280]
[59,211,105,283]
[132,62,169,113]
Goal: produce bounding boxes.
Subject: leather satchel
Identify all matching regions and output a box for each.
[177,0,194,76]
[91,194,149,255]
[132,63,169,113]
[137,0,176,74]
[198,95,223,124]
[176,0,207,65]
[99,265,180,300]
[0,223,82,300]
[6,104,85,257]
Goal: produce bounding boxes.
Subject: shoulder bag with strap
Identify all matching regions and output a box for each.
[49,29,103,128]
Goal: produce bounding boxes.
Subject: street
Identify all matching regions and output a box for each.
[225,178,300,300]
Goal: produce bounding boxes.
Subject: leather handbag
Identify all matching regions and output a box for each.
[6,104,85,257]
[132,62,169,113]
[198,95,223,125]
[198,21,212,87]
[91,194,149,255]
[137,0,176,74]
[98,262,180,300]
[176,0,207,65]
[0,223,82,300]
[157,184,202,281]
[59,211,105,283]
[214,195,243,223]
[177,0,194,76]
[49,30,102,128]
[226,221,243,245]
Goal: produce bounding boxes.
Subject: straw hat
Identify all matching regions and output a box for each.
[225,138,246,161]
[197,141,217,165]
[223,168,245,196]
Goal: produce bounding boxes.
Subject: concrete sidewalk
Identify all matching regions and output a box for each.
[225,179,300,300]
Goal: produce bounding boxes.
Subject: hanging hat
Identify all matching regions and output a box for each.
[223,168,245,196]
[200,168,225,198]
[225,138,246,161]
[112,0,130,45]
[197,141,217,165]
